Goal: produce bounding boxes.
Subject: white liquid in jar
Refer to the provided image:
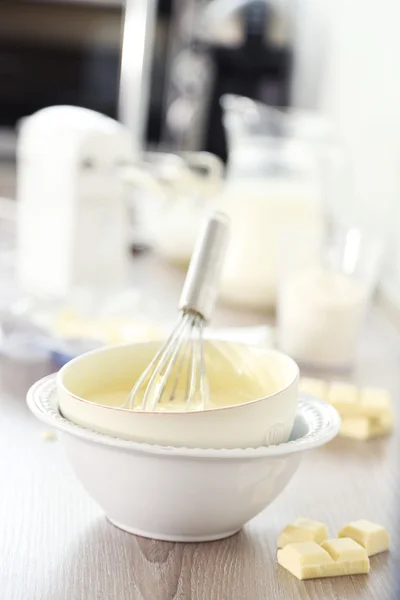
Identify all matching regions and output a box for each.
[218,179,321,310]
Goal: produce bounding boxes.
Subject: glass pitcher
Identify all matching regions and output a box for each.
[122,151,224,266]
[217,94,347,311]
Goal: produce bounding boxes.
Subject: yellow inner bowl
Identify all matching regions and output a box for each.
[60,341,298,412]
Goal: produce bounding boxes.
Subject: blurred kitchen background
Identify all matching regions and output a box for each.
[1,0,400,369]
[0,0,293,159]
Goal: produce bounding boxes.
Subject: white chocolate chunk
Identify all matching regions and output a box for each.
[328,382,359,415]
[380,411,395,430]
[338,520,390,556]
[278,542,334,580]
[320,538,370,575]
[299,378,329,401]
[339,416,393,440]
[328,382,394,423]
[40,430,57,441]
[278,518,328,548]
[321,538,368,563]
[278,539,369,580]
[359,387,392,418]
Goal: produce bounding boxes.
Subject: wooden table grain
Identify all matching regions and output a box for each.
[0,255,399,600]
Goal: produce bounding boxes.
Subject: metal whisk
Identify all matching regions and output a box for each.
[125,212,230,411]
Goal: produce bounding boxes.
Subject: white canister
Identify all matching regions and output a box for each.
[16,106,133,299]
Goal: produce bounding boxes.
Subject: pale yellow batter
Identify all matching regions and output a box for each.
[83,341,283,412]
[86,382,271,412]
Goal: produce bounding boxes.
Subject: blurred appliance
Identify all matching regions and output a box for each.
[160,0,293,160]
[1,0,293,161]
[0,0,172,153]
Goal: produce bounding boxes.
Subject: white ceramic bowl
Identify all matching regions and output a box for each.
[56,340,299,449]
[28,374,340,542]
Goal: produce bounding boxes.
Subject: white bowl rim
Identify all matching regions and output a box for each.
[56,340,300,415]
[27,374,340,459]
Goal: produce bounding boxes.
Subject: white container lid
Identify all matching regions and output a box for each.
[18,106,133,157]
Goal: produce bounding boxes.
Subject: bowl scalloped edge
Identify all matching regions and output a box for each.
[27,374,340,459]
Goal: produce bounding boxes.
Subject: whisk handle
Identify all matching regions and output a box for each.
[179,212,230,322]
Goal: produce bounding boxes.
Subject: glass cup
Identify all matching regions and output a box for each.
[277,225,384,371]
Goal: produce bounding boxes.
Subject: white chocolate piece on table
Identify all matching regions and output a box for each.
[338,520,390,556]
[299,378,328,401]
[320,538,370,575]
[339,416,393,440]
[277,539,369,580]
[278,542,334,580]
[359,387,393,418]
[52,310,164,345]
[40,430,57,441]
[328,382,359,415]
[278,518,328,548]
[329,382,393,420]
[380,411,395,430]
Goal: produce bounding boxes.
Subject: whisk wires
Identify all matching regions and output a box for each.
[125,312,208,411]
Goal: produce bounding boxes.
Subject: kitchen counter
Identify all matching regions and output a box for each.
[0,160,398,599]
[0,249,399,600]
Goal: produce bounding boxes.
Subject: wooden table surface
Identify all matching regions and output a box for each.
[0,254,399,600]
